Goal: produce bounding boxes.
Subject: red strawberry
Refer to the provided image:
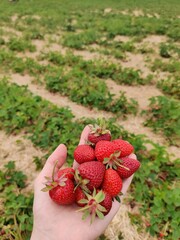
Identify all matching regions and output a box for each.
[49,178,75,205]
[99,190,112,216]
[113,139,134,157]
[57,167,75,180]
[74,145,95,164]
[95,141,115,162]
[75,187,87,207]
[76,161,105,191]
[88,120,111,144]
[102,169,123,197]
[116,157,140,179]
[77,189,110,222]
[88,133,111,145]
[42,162,75,205]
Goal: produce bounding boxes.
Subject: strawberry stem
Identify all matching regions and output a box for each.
[52,160,58,182]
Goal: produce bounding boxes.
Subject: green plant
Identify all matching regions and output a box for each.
[157,76,180,99]
[7,37,36,52]
[142,96,180,146]
[63,29,100,49]
[0,161,33,240]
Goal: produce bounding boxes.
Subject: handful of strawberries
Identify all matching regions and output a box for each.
[42,120,140,222]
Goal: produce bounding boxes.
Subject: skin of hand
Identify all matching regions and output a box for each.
[30,126,136,240]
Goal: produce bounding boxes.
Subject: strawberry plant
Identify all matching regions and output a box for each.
[7,37,36,52]
[142,96,180,146]
[157,76,180,99]
[63,29,100,49]
[0,161,33,240]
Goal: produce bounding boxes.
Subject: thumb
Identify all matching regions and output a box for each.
[38,144,67,181]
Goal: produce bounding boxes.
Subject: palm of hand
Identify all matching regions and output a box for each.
[31,126,135,240]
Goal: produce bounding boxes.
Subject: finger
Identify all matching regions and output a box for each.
[128,153,137,160]
[73,125,90,169]
[79,125,91,145]
[39,144,67,179]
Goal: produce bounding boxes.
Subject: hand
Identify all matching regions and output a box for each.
[31,126,136,240]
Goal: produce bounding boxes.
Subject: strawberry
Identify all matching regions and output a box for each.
[49,179,75,205]
[88,133,111,145]
[116,157,140,179]
[113,139,134,157]
[42,161,75,205]
[88,119,111,145]
[102,169,123,197]
[74,145,95,164]
[95,140,127,169]
[76,161,105,191]
[75,187,87,207]
[95,140,115,162]
[77,189,110,223]
[98,190,112,216]
[57,167,75,180]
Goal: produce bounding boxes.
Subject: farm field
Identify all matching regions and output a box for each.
[0,0,180,239]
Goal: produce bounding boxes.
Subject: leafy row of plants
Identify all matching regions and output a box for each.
[151,59,180,74]
[159,42,180,59]
[7,37,36,52]
[0,81,179,239]
[40,50,152,85]
[157,76,180,100]
[0,50,138,116]
[0,161,33,240]
[44,67,138,115]
[142,96,180,146]
[68,13,180,41]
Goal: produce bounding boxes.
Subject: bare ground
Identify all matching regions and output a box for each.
[8,73,180,159]
[0,131,45,192]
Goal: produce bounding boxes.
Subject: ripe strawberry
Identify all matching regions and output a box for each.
[95,141,115,162]
[88,120,111,145]
[113,139,134,157]
[88,133,111,145]
[42,161,75,205]
[77,189,110,223]
[76,161,105,191]
[57,167,75,180]
[98,190,112,216]
[116,157,140,179]
[74,145,95,164]
[49,178,75,205]
[75,187,87,207]
[102,169,123,197]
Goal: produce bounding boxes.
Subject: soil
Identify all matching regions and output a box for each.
[0,131,45,192]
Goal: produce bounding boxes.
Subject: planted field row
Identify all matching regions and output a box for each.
[1,8,179,42]
[0,49,139,116]
[0,79,179,239]
[143,96,180,146]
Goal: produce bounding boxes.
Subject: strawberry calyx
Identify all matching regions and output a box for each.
[74,169,90,193]
[41,160,68,192]
[114,192,123,203]
[103,151,130,171]
[89,118,111,136]
[77,189,107,223]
